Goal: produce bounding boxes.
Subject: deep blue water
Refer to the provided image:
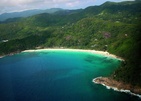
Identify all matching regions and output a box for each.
[0,50,140,101]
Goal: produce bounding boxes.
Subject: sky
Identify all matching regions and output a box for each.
[0,0,135,14]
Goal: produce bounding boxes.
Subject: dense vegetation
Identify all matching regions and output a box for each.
[0,0,141,86]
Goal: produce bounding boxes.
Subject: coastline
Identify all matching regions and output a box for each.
[1,48,141,98]
[22,48,124,61]
[0,51,20,59]
[93,77,141,98]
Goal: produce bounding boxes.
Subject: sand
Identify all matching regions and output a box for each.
[22,48,124,61]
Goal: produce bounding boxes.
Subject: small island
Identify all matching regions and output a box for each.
[93,77,141,98]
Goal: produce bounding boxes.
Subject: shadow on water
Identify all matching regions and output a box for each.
[0,51,52,65]
[0,52,38,65]
[84,55,116,65]
[84,55,102,64]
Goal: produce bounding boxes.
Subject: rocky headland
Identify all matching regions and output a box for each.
[93,77,141,98]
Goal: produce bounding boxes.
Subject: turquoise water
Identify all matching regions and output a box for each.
[0,50,140,101]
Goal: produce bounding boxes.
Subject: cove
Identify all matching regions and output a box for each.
[0,49,140,101]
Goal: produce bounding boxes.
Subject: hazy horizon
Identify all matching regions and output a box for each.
[0,0,135,14]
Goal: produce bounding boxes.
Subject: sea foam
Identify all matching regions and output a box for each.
[93,78,141,98]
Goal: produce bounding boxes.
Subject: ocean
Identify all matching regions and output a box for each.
[0,50,140,101]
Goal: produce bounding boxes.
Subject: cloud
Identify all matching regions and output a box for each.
[0,0,44,13]
[0,0,90,14]
[0,0,135,14]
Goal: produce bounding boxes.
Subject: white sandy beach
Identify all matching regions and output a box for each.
[22,48,124,61]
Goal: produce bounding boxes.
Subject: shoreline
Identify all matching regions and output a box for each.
[0,48,124,61]
[93,77,141,98]
[0,51,21,59]
[2,48,140,98]
[22,48,124,61]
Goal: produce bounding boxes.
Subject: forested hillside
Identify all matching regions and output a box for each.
[0,0,141,86]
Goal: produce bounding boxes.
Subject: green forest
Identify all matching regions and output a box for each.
[0,0,141,86]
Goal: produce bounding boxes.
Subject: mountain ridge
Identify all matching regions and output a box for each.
[0,8,64,21]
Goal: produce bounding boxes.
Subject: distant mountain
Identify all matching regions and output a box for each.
[0,8,63,21]
[54,9,83,15]
[0,9,84,24]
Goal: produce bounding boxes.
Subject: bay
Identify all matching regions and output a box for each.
[0,50,140,101]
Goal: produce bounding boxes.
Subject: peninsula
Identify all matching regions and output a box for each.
[93,77,141,98]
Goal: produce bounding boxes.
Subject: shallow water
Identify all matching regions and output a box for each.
[0,50,140,101]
